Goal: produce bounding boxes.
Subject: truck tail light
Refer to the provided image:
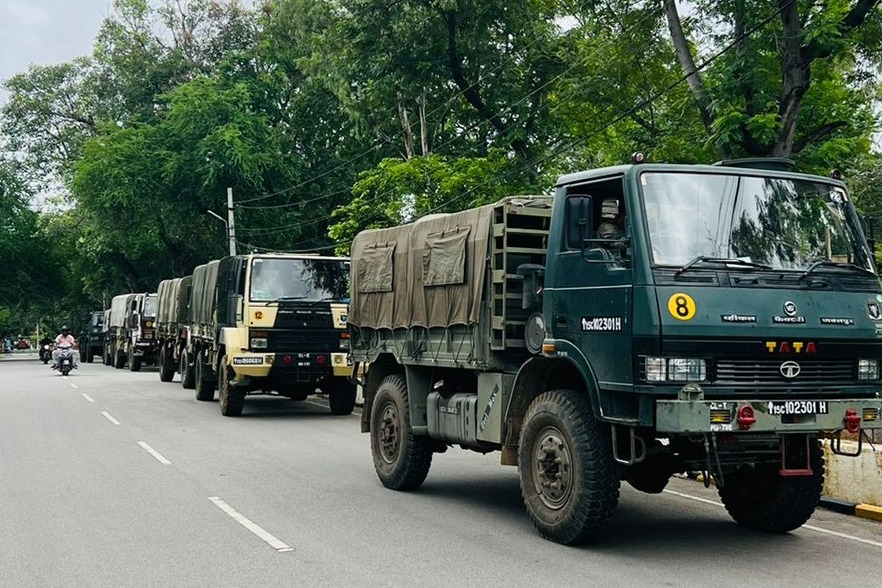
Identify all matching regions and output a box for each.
[844,408,861,434]
[737,404,756,430]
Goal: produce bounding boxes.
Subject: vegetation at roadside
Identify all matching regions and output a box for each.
[1,0,881,331]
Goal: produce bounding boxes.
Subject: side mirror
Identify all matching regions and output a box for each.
[516,264,545,310]
[566,196,593,250]
[229,294,243,323]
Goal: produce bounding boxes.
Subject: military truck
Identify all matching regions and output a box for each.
[155,276,193,382]
[105,292,159,370]
[105,293,136,368]
[79,310,105,363]
[184,253,355,417]
[349,158,882,545]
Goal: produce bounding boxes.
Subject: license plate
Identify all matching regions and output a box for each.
[766,400,829,416]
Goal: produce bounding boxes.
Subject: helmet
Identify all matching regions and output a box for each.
[601,199,620,220]
[61,325,70,332]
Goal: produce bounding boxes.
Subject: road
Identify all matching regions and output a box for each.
[1,354,881,588]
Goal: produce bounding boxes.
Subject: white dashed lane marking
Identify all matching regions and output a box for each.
[208,497,293,552]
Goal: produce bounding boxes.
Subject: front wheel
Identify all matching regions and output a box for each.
[518,390,620,545]
[370,375,432,491]
[218,354,245,417]
[328,379,356,415]
[718,440,823,533]
[129,347,142,372]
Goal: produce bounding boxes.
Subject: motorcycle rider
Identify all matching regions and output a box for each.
[52,325,78,370]
[38,336,54,362]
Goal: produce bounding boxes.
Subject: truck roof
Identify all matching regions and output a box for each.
[555,162,848,189]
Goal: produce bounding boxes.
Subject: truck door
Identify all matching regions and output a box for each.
[550,177,634,395]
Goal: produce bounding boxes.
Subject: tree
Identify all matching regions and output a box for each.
[665,0,882,163]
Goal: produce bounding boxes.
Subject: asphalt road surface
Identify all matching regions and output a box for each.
[2,353,881,587]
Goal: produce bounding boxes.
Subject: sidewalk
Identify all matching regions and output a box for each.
[822,439,882,521]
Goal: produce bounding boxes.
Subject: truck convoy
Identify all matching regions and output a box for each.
[349,158,882,544]
[183,253,356,417]
[104,292,159,371]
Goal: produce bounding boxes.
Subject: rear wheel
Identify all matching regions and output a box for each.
[328,379,357,415]
[518,390,620,545]
[158,345,175,382]
[370,375,432,491]
[194,350,215,401]
[718,439,823,533]
[180,350,196,389]
[113,345,125,369]
[218,354,245,417]
[86,345,94,363]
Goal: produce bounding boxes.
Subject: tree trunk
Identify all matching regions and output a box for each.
[774,0,810,158]
[419,93,430,156]
[397,90,415,160]
[664,0,715,140]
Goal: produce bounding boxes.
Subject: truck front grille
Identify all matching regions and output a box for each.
[714,359,854,385]
[265,330,340,353]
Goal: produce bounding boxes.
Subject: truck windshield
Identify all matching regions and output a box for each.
[641,172,875,273]
[143,295,157,317]
[250,258,349,302]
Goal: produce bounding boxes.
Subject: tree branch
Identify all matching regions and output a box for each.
[792,120,849,153]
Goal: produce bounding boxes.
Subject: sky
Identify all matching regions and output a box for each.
[0,0,112,106]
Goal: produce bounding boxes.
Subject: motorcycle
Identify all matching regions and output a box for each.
[54,343,76,376]
[40,344,52,364]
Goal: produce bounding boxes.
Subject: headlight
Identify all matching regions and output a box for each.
[644,357,706,382]
[858,359,879,380]
[645,357,667,382]
[668,358,706,382]
[250,337,268,349]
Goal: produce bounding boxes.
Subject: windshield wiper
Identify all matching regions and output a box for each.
[800,259,875,279]
[675,256,772,276]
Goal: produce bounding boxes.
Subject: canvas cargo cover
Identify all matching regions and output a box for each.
[190,260,220,328]
[350,202,495,329]
[109,294,136,329]
[156,278,180,329]
[175,275,193,324]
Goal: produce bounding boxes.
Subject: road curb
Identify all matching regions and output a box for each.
[819,497,882,522]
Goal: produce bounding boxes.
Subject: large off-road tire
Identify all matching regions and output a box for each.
[328,379,357,416]
[218,354,245,417]
[194,350,216,401]
[370,375,432,491]
[718,440,823,533]
[80,347,87,364]
[129,347,142,372]
[86,346,95,363]
[158,345,175,382]
[518,390,620,545]
[114,346,126,369]
[180,350,196,389]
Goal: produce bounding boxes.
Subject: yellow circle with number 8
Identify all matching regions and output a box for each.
[667,293,696,321]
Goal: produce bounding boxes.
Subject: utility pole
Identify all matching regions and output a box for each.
[227,187,237,256]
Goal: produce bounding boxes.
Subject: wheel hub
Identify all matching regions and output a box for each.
[533,426,573,509]
[378,402,400,464]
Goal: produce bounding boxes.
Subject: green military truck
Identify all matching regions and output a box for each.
[184,253,356,417]
[349,158,882,544]
[105,292,159,371]
[155,276,193,383]
[105,293,135,368]
[79,310,104,363]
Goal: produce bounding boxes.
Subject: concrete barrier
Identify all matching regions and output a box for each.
[822,439,882,507]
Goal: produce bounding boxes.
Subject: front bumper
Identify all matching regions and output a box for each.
[656,398,882,433]
[229,351,348,380]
